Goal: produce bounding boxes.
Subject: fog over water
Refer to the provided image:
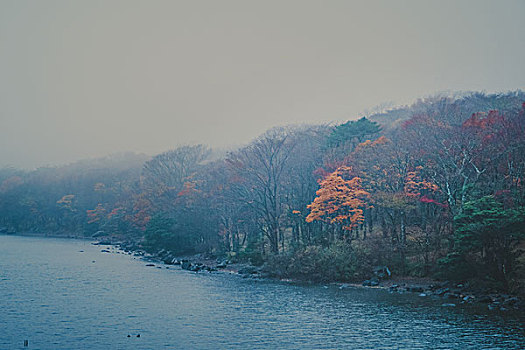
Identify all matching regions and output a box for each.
[1,0,524,169]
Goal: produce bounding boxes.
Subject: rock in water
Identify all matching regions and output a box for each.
[441,303,456,307]
[181,260,191,270]
[238,266,259,275]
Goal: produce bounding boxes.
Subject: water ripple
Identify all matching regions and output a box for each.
[0,235,523,349]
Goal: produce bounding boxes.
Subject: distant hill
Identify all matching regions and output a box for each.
[368,91,525,131]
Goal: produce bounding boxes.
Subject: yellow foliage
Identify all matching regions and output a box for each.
[306,166,370,230]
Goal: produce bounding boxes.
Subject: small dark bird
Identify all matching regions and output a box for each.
[136,334,141,338]
[127,335,131,338]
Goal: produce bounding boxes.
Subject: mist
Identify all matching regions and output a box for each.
[2,2,525,348]
[1,0,524,169]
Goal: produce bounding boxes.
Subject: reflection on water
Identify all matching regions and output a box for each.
[0,235,523,349]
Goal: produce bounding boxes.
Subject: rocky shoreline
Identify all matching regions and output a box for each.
[379,279,523,312]
[96,239,524,313]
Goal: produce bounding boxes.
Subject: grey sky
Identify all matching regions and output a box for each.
[1,0,524,169]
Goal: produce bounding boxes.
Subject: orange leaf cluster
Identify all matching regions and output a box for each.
[354,136,389,153]
[57,194,75,205]
[107,207,123,219]
[86,203,105,224]
[404,171,439,197]
[177,181,198,197]
[306,166,370,230]
[57,194,76,211]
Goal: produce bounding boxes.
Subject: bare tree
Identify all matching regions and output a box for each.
[140,145,211,212]
[227,127,296,254]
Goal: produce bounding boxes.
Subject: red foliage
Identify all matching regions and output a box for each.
[462,110,504,130]
[419,195,447,208]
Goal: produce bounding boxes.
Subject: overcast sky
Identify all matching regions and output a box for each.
[1,0,524,169]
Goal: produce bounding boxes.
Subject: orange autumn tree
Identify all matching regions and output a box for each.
[404,168,440,201]
[306,166,371,231]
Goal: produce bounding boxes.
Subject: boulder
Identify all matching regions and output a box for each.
[444,292,461,299]
[462,295,475,302]
[388,284,400,293]
[238,266,259,275]
[435,288,450,296]
[163,256,174,265]
[362,278,379,287]
[216,261,227,269]
[441,303,456,307]
[502,296,519,306]
[181,260,191,270]
[373,266,391,279]
[406,286,424,293]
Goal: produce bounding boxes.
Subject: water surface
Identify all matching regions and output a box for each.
[0,235,523,349]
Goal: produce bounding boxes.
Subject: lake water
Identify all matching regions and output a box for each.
[0,235,524,349]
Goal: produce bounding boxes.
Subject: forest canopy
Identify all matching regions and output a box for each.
[1,91,524,293]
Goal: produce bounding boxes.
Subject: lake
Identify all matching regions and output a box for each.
[0,235,523,349]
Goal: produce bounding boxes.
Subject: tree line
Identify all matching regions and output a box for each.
[1,92,524,292]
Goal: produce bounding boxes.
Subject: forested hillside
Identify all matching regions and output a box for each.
[1,92,524,293]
